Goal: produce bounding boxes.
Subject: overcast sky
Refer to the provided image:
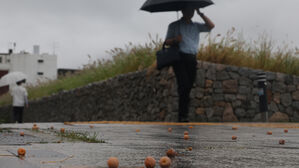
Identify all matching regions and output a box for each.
[0,0,298,69]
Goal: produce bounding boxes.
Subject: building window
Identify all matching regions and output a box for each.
[38,59,44,63]
[37,72,44,75]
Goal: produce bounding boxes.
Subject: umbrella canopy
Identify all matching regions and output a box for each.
[0,72,27,87]
[141,0,214,12]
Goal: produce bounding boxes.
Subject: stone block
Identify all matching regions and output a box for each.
[223,103,238,122]
[239,77,252,86]
[196,69,205,87]
[273,93,280,104]
[213,81,222,89]
[228,72,240,79]
[272,82,286,93]
[269,102,279,112]
[206,68,216,80]
[269,112,289,122]
[238,68,250,77]
[205,80,213,88]
[235,108,246,118]
[224,94,236,101]
[239,86,251,94]
[196,108,205,115]
[287,85,296,92]
[292,91,299,101]
[212,94,224,101]
[292,101,299,110]
[281,93,292,107]
[232,100,242,108]
[223,80,238,93]
[216,71,230,80]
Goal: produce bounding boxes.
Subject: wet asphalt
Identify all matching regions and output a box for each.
[0,122,299,168]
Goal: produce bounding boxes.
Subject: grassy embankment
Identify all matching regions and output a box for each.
[0,30,299,106]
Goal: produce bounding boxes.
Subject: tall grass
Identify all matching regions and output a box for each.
[198,28,299,75]
[0,30,299,106]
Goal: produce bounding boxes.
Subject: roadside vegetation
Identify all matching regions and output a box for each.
[0,29,298,106]
[57,130,105,143]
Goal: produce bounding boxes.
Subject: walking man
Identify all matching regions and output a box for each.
[165,7,215,122]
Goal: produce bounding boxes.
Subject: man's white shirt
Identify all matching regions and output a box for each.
[10,85,28,107]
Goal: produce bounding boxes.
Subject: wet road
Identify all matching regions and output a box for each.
[1,122,299,168]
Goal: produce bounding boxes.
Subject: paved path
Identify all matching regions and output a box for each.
[0,122,299,168]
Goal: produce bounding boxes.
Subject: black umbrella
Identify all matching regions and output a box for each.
[140,0,214,13]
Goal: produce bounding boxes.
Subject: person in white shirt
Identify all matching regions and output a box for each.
[10,79,28,123]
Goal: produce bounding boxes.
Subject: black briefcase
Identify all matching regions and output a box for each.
[156,43,180,70]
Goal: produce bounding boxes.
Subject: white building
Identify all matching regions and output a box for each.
[0,45,57,86]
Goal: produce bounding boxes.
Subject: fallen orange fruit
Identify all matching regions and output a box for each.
[184,135,189,140]
[136,129,140,132]
[232,127,238,130]
[232,136,237,140]
[168,128,172,132]
[107,157,119,168]
[32,126,39,131]
[20,132,24,136]
[279,139,285,145]
[60,128,65,133]
[159,156,171,168]
[284,129,288,133]
[18,148,26,156]
[267,131,272,135]
[188,147,192,151]
[184,131,189,135]
[144,156,156,168]
[189,126,193,129]
[33,124,37,127]
[50,126,54,130]
[166,148,176,158]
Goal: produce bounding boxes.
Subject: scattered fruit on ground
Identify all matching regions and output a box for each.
[267,131,272,135]
[144,156,156,168]
[33,124,37,127]
[107,157,119,168]
[184,135,189,140]
[232,127,238,130]
[50,126,54,130]
[232,136,237,140]
[279,139,285,145]
[60,128,65,133]
[168,128,172,132]
[189,126,193,129]
[184,131,189,135]
[166,148,176,158]
[284,129,288,133]
[20,132,24,136]
[136,129,140,132]
[159,156,171,168]
[32,126,39,131]
[188,147,192,151]
[17,148,26,156]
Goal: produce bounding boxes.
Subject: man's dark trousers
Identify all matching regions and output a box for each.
[13,106,24,123]
[172,52,197,121]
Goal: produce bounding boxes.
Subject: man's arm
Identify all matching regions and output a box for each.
[196,9,215,30]
[165,22,182,45]
[165,35,182,46]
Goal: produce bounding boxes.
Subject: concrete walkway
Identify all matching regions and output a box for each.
[1,122,299,168]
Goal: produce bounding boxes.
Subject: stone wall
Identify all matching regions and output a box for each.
[1,61,299,123]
